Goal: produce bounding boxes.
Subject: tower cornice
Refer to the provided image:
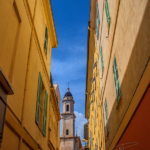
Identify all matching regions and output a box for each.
[61,113,76,119]
[62,99,75,104]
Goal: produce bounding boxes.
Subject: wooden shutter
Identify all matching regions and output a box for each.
[113,58,121,101]
[35,72,42,125]
[44,26,48,55]
[42,90,48,136]
[100,47,104,74]
[104,100,108,120]
[105,0,111,27]
[116,79,121,101]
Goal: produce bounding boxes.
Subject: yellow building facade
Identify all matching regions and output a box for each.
[0,0,60,150]
[85,0,105,150]
[86,0,150,150]
[49,85,61,150]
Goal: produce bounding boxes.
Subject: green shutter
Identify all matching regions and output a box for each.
[99,47,104,74]
[42,90,48,136]
[113,58,121,102]
[116,80,121,102]
[105,0,111,28]
[35,72,42,125]
[44,26,48,55]
[104,100,108,120]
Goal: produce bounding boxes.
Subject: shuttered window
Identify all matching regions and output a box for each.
[99,47,104,75]
[44,26,48,55]
[104,100,108,121]
[35,72,42,125]
[42,91,48,136]
[35,72,48,136]
[105,0,111,29]
[95,2,100,40]
[113,58,121,102]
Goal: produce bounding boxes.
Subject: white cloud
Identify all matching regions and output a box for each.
[52,54,86,82]
[75,111,87,139]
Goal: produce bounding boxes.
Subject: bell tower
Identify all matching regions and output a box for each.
[60,88,76,150]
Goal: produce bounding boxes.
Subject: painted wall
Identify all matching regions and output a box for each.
[100,0,150,149]
[60,138,75,150]
[85,0,105,150]
[86,0,150,150]
[0,0,58,150]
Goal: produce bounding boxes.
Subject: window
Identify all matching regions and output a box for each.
[105,0,111,33]
[99,47,104,76]
[95,2,100,40]
[66,129,69,135]
[104,100,108,121]
[35,72,48,136]
[44,26,48,55]
[113,58,121,102]
[66,104,69,112]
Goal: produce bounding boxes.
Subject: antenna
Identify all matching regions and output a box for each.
[67,82,70,91]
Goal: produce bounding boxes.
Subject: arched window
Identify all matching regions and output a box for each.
[66,129,69,135]
[66,104,69,111]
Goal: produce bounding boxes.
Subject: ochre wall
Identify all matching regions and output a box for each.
[0,0,58,150]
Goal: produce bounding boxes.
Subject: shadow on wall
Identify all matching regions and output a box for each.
[105,1,150,149]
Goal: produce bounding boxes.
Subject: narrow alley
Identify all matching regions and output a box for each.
[0,0,150,150]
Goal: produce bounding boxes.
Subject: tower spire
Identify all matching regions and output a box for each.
[67,82,70,89]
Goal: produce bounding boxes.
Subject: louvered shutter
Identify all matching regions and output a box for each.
[42,90,48,136]
[104,100,108,120]
[113,58,121,102]
[100,47,104,74]
[35,72,42,125]
[44,26,48,55]
[105,0,111,27]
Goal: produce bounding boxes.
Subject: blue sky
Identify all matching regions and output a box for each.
[51,0,90,139]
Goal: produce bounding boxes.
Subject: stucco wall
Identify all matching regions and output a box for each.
[99,0,150,149]
[60,138,75,150]
[62,116,74,137]
[0,0,58,149]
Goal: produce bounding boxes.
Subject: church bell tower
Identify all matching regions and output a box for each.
[60,88,76,150]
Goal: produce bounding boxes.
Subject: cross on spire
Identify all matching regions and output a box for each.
[68,82,70,89]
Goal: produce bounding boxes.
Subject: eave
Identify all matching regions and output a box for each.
[43,0,58,48]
